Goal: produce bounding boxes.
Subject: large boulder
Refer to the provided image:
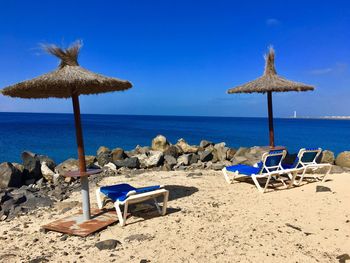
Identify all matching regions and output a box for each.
[188,153,199,165]
[21,151,56,183]
[97,146,110,156]
[0,162,23,188]
[37,155,56,171]
[164,145,181,158]
[199,150,213,162]
[111,148,127,162]
[21,151,41,181]
[114,157,140,169]
[164,155,177,169]
[55,158,79,176]
[199,140,213,149]
[85,155,97,167]
[214,143,229,161]
[151,135,170,152]
[176,139,198,154]
[40,161,56,183]
[226,148,237,160]
[177,154,190,166]
[144,151,164,168]
[335,151,350,168]
[234,147,249,158]
[97,151,112,167]
[320,150,335,164]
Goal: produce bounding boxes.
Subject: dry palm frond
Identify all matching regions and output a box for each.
[1,41,132,98]
[227,47,314,94]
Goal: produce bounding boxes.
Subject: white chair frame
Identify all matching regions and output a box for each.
[283,148,332,186]
[222,150,287,193]
[96,186,169,226]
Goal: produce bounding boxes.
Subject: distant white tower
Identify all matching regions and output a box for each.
[294,111,297,118]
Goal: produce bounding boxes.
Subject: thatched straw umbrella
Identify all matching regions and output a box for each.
[227,47,314,147]
[1,42,132,221]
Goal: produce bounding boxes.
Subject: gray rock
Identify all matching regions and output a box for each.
[211,163,225,171]
[111,148,126,162]
[114,157,140,169]
[335,151,350,168]
[188,153,199,165]
[231,156,249,165]
[95,239,121,250]
[330,165,344,174]
[21,151,42,181]
[12,163,24,174]
[134,145,151,155]
[177,154,190,166]
[164,145,181,158]
[226,148,237,160]
[0,162,22,188]
[214,143,228,161]
[55,159,79,176]
[200,150,213,162]
[234,147,249,158]
[176,139,198,154]
[144,151,164,168]
[318,150,334,164]
[199,140,213,148]
[97,146,110,156]
[164,155,177,168]
[151,135,170,152]
[40,162,56,183]
[316,185,331,192]
[85,155,97,167]
[97,152,112,167]
[37,155,56,171]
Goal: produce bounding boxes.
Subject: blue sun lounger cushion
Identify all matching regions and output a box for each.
[281,148,331,186]
[100,183,162,202]
[96,183,169,226]
[222,150,286,193]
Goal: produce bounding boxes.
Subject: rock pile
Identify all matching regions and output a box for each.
[0,135,349,221]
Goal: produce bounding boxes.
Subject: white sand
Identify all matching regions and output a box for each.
[0,171,349,263]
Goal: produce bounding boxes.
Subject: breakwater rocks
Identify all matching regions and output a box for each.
[0,135,349,221]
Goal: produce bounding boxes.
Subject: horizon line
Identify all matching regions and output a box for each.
[0,111,346,120]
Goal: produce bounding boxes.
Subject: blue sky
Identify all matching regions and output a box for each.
[0,0,349,117]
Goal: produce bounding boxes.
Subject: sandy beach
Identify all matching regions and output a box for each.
[0,170,349,263]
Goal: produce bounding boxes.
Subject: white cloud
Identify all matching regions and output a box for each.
[309,63,348,75]
[266,18,280,26]
[309,68,333,75]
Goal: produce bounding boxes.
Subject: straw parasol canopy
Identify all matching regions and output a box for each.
[227,47,314,147]
[1,41,132,98]
[1,41,132,223]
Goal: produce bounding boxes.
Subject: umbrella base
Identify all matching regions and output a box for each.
[41,208,118,237]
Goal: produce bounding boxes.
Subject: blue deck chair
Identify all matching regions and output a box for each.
[281,148,332,186]
[96,183,169,226]
[222,150,287,193]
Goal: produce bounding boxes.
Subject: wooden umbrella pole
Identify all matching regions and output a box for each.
[267,91,275,148]
[72,93,91,221]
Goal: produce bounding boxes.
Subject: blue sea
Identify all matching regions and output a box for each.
[0,112,349,164]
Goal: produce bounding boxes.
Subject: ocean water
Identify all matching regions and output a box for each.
[0,112,349,164]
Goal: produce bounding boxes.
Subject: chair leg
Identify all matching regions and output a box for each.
[263,175,272,193]
[153,198,162,214]
[123,202,129,225]
[288,171,298,188]
[252,175,264,193]
[222,168,234,184]
[161,191,169,216]
[321,165,332,182]
[96,188,104,209]
[298,169,307,185]
[114,202,126,227]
